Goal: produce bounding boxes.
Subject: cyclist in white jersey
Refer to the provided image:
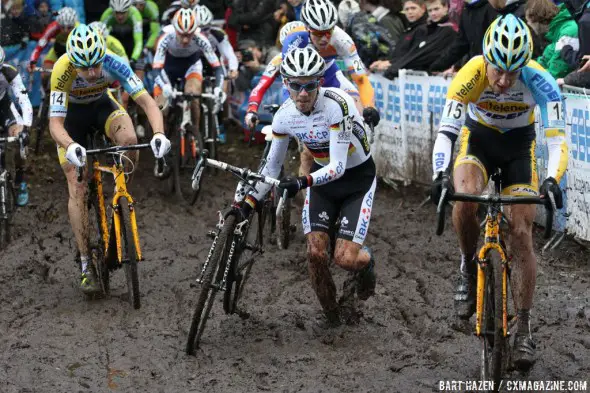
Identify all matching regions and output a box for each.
[243,47,377,327]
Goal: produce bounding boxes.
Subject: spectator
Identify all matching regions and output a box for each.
[0,0,33,48]
[492,0,546,56]
[370,0,427,70]
[200,0,231,20]
[50,0,85,22]
[228,0,277,48]
[340,0,397,67]
[527,0,578,78]
[429,0,497,73]
[360,0,407,42]
[84,0,110,24]
[30,0,53,40]
[275,0,305,25]
[234,39,267,93]
[374,0,457,78]
[448,0,464,25]
[559,0,590,71]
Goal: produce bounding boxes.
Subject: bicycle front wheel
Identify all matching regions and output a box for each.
[119,197,140,309]
[0,177,15,250]
[186,214,236,355]
[480,252,507,391]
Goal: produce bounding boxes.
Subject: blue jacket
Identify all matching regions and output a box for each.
[49,0,86,23]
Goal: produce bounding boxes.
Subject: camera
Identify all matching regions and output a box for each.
[241,48,254,63]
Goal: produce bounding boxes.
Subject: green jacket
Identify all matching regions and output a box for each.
[100,6,144,61]
[140,0,160,50]
[537,4,578,79]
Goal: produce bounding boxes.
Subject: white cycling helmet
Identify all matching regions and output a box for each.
[280,47,326,78]
[89,21,110,38]
[338,0,360,28]
[279,21,305,45]
[56,7,78,28]
[301,0,338,31]
[173,8,199,34]
[194,5,213,27]
[110,0,133,12]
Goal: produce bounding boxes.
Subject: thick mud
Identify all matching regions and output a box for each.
[1,132,588,393]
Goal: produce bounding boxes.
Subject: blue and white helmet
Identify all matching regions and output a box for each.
[66,24,107,68]
[483,14,533,72]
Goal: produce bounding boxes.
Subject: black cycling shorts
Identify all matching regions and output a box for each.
[454,118,538,195]
[303,157,377,244]
[0,94,18,131]
[57,92,126,165]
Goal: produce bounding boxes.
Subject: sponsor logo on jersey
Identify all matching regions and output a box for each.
[319,211,329,221]
[475,108,528,120]
[104,56,132,79]
[453,69,482,100]
[324,90,349,116]
[352,121,370,155]
[530,73,560,101]
[286,35,305,53]
[55,63,75,91]
[477,101,529,113]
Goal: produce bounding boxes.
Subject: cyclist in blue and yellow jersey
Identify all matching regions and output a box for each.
[430,15,568,371]
[49,25,170,294]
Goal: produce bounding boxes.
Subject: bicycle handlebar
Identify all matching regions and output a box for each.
[436,186,556,239]
[196,150,280,187]
[86,143,151,155]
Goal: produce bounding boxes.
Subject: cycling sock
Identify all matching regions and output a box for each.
[460,253,476,275]
[80,255,90,273]
[517,309,531,336]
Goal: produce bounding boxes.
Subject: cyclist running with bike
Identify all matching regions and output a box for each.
[244,47,377,328]
[0,47,33,206]
[49,25,170,293]
[430,15,567,370]
[246,0,380,176]
[153,8,225,172]
[28,8,78,74]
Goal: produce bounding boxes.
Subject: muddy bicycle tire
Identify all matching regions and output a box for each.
[0,178,15,250]
[88,183,109,294]
[186,214,236,355]
[119,197,140,309]
[480,253,507,391]
[33,96,49,154]
[277,195,291,250]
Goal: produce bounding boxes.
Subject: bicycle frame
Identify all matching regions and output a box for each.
[91,155,143,264]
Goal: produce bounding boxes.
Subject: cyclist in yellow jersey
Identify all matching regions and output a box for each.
[89,22,129,61]
[49,25,170,294]
[430,15,568,371]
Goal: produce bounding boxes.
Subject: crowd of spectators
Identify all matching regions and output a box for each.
[4,0,590,111]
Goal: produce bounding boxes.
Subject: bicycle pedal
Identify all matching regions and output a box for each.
[207,231,217,239]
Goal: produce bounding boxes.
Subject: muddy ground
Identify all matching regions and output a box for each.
[0,130,588,393]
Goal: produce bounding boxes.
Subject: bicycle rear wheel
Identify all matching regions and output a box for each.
[186,214,236,355]
[119,197,140,309]
[277,193,292,250]
[33,95,49,154]
[480,253,507,391]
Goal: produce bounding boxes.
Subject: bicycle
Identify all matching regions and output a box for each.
[0,132,27,249]
[200,76,222,160]
[30,66,52,155]
[185,155,280,355]
[75,140,152,309]
[436,170,555,391]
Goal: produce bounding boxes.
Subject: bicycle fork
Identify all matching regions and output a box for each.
[475,213,509,338]
[179,101,197,162]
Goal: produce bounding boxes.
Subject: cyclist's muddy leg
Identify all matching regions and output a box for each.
[63,163,89,257]
[108,113,138,168]
[452,164,486,267]
[504,204,536,310]
[333,239,370,271]
[8,124,25,183]
[307,232,339,319]
[185,77,202,133]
